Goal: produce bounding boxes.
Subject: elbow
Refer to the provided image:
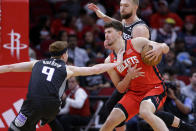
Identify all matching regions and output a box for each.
[162,43,170,54]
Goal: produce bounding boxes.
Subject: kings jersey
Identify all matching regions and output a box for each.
[110,40,162,92]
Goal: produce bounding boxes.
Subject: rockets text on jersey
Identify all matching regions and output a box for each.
[116,56,139,73]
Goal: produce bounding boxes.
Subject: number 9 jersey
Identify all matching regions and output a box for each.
[27,58,67,100]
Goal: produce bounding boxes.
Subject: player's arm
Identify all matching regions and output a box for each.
[66,49,124,79]
[132,25,150,39]
[132,37,169,61]
[66,62,120,78]
[87,3,120,23]
[104,56,121,88]
[105,58,144,93]
[116,64,145,93]
[105,57,129,93]
[0,60,38,73]
[132,37,169,54]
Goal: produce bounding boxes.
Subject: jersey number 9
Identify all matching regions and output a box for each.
[42,66,55,81]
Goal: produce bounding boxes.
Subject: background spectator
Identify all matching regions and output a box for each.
[181,71,196,101]
[83,60,111,95]
[151,17,177,46]
[178,15,196,57]
[58,76,91,131]
[159,49,187,75]
[67,34,89,67]
[150,0,183,31]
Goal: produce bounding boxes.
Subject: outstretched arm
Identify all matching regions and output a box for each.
[87,3,120,23]
[0,60,38,73]
[66,49,124,79]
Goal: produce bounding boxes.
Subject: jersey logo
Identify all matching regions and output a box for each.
[117,56,139,73]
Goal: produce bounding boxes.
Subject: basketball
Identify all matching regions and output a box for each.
[141,44,162,66]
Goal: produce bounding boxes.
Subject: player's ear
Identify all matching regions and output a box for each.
[62,52,68,62]
[135,5,138,10]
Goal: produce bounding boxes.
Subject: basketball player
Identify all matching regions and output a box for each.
[88,1,195,130]
[100,20,170,131]
[88,1,150,130]
[0,41,129,131]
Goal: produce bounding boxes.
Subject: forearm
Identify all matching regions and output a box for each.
[67,89,87,109]
[96,10,114,22]
[0,61,36,73]
[68,62,119,77]
[102,16,117,23]
[0,65,12,73]
[149,41,169,54]
[174,99,191,114]
[66,98,84,109]
[116,74,132,93]
[92,63,118,75]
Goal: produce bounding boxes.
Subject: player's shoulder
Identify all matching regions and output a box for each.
[133,24,148,30]
[132,24,150,39]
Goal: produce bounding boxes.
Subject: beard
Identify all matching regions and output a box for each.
[121,12,132,19]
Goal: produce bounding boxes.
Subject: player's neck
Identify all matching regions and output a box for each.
[124,15,139,26]
[114,38,125,54]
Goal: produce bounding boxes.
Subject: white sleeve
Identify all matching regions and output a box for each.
[66,88,87,109]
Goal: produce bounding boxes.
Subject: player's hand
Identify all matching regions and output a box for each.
[87,3,99,11]
[87,3,106,18]
[167,88,177,100]
[116,48,125,65]
[145,44,162,62]
[127,64,145,79]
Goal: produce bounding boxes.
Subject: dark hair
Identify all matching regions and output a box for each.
[104,20,123,32]
[49,41,68,58]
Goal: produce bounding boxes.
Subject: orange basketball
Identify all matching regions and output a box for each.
[141,44,162,66]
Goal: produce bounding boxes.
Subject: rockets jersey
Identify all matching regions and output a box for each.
[122,19,151,40]
[109,40,162,92]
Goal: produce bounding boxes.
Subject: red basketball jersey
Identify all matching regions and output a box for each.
[110,40,162,92]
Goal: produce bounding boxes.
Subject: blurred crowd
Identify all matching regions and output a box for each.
[29,0,196,130]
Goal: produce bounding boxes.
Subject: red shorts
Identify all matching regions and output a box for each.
[117,83,167,121]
